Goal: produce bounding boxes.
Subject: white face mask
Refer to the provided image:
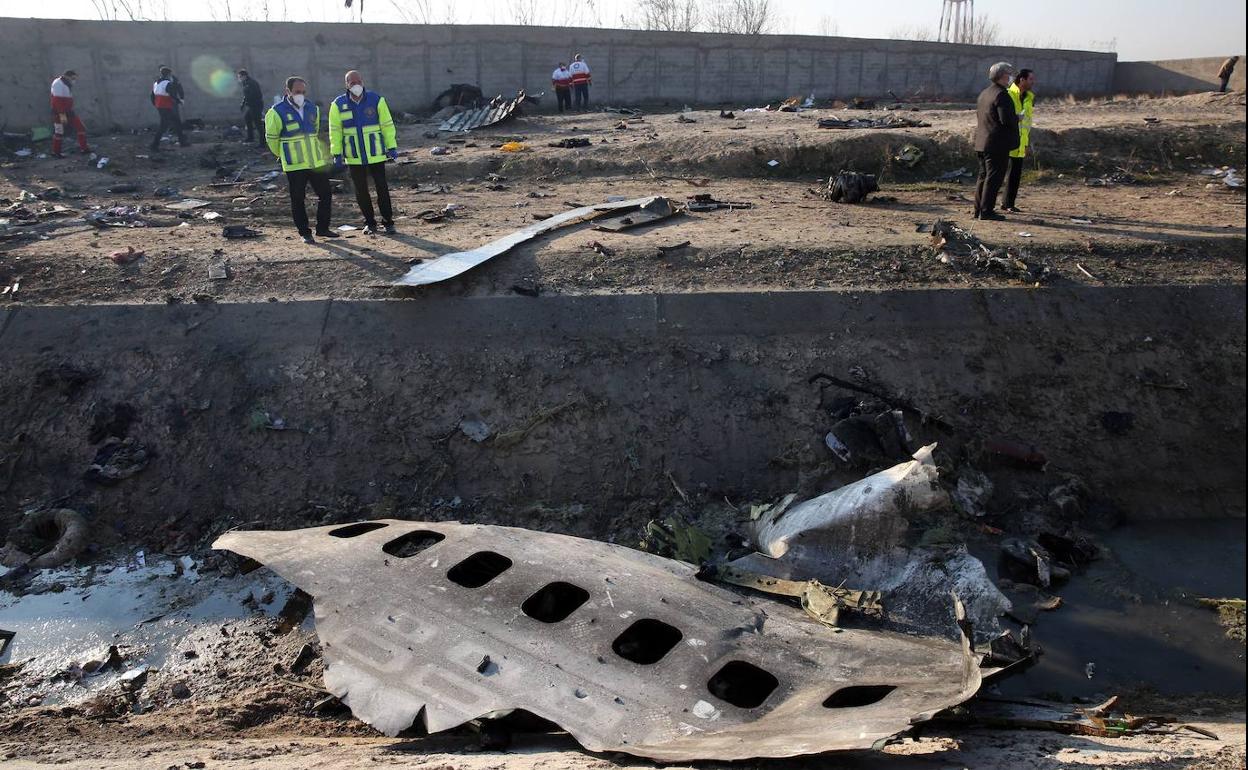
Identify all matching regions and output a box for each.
[291,93,306,107]
[349,84,364,97]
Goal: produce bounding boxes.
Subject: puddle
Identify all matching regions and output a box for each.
[996,519,1246,697]
[0,557,291,705]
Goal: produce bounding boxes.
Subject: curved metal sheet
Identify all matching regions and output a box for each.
[214,520,981,761]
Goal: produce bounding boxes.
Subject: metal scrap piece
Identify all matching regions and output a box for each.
[439,92,526,132]
[214,521,982,761]
[705,564,883,627]
[393,197,670,287]
[592,197,678,232]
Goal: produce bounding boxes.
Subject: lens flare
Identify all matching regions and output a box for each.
[190,55,236,98]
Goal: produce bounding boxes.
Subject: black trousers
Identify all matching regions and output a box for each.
[151,108,187,149]
[1003,154,1025,209]
[348,162,393,228]
[555,87,572,112]
[286,169,333,235]
[243,106,265,144]
[573,82,589,109]
[1220,76,1230,93]
[974,150,1010,216]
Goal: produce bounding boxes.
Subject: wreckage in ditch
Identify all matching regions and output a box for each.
[215,513,984,761]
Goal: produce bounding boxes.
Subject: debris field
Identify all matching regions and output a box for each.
[1,85,1245,770]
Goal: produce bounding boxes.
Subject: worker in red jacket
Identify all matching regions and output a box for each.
[569,54,592,110]
[49,70,90,158]
[150,66,190,151]
[551,62,573,113]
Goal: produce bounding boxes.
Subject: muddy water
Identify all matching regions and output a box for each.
[997,519,1246,698]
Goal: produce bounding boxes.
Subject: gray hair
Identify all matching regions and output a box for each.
[988,61,1016,82]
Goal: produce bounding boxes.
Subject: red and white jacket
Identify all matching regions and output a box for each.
[50,76,75,113]
[152,78,176,109]
[551,67,572,88]
[569,60,591,85]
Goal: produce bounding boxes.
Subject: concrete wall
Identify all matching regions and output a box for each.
[0,18,1116,131]
[1113,55,1246,94]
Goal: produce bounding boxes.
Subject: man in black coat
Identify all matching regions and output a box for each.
[973,62,1020,221]
[237,69,266,147]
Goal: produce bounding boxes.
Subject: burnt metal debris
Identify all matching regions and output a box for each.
[214,521,982,761]
[439,91,528,132]
[393,196,675,287]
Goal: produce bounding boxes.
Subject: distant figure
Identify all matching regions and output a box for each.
[1217,56,1238,93]
[265,76,336,244]
[551,62,573,113]
[329,70,399,235]
[49,70,89,158]
[973,61,1020,221]
[150,65,189,151]
[1002,69,1036,214]
[237,69,265,147]
[569,53,592,109]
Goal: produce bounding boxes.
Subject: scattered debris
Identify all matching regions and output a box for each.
[440,91,526,132]
[548,137,591,148]
[499,141,528,152]
[214,521,981,761]
[818,115,930,129]
[587,240,614,256]
[983,437,1047,470]
[593,196,677,231]
[702,564,883,628]
[822,170,880,204]
[208,260,230,281]
[718,110,735,119]
[85,206,148,228]
[685,194,752,212]
[938,167,973,182]
[166,198,212,211]
[222,225,260,239]
[939,696,1221,739]
[84,437,151,484]
[395,196,673,287]
[642,515,712,564]
[894,144,924,168]
[1085,171,1136,187]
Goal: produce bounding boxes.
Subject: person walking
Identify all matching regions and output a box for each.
[973,61,1020,221]
[265,76,337,244]
[150,66,190,151]
[329,70,399,235]
[1217,56,1238,93]
[49,70,90,158]
[237,69,266,147]
[569,53,592,110]
[551,62,573,113]
[1002,68,1036,214]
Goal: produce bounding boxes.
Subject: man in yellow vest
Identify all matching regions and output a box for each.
[1002,69,1036,214]
[328,70,399,235]
[265,76,337,244]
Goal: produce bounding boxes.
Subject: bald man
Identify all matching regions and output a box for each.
[328,70,398,234]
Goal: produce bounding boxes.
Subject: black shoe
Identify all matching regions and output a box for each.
[315,229,340,238]
[301,233,315,244]
[384,223,397,235]
[1003,206,1021,213]
[51,152,65,159]
[362,225,378,235]
[972,210,980,220]
[979,210,1006,221]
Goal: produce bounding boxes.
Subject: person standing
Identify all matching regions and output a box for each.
[150,66,190,151]
[1002,69,1036,214]
[551,62,573,113]
[265,76,337,244]
[569,53,592,110]
[329,70,399,235]
[49,70,90,158]
[237,69,265,147]
[973,61,1020,221]
[1217,56,1238,93]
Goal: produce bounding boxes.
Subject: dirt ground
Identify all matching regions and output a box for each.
[1,92,1243,304]
[1,92,1245,769]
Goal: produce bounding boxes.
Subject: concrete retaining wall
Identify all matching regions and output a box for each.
[0,18,1117,131]
[1113,56,1246,94]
